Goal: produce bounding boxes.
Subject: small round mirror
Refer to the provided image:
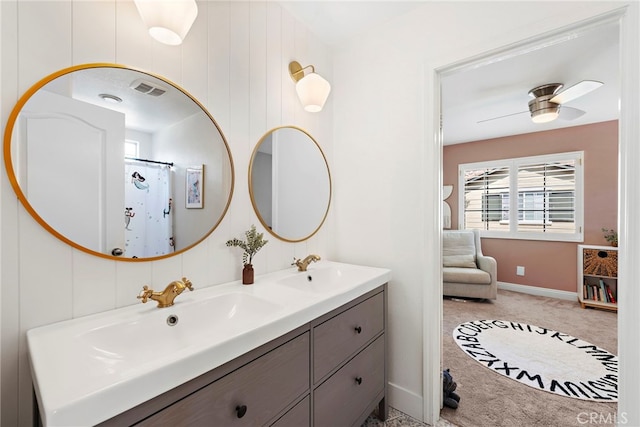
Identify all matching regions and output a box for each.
[249,126,331,242]
[3,63,234,261]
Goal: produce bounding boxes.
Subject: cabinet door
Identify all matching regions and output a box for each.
[271,396,310,427]
[314,292,384,382]
[136,332,309,427]
[314,335,385,427]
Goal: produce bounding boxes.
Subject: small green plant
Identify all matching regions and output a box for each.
[226,225,268,265]
[601,228,618,247]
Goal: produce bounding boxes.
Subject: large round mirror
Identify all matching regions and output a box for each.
[3,63,234,261]
[249,126,331,242]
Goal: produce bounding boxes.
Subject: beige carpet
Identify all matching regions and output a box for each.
[441,289,618,427]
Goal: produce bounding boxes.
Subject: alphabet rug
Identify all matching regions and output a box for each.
[453,320,617,401]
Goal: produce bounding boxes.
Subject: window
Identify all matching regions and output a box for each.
[125,140,139,158]
[459,151,583,242]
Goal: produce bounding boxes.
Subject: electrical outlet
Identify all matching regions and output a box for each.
[516,266,525,276]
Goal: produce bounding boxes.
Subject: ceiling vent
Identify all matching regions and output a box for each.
[130,79,167,97]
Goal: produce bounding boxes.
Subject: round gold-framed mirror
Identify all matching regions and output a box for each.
[249,126,331,242]
[3,63,234,261]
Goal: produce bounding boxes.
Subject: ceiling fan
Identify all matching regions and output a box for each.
[479,80,603,124]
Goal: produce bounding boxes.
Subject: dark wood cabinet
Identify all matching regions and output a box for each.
[314,335,385,427]
[314,292,384,382]
[271,397,310,427]
[135,333,309,426]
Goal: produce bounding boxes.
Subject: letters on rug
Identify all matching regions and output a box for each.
[453,320,617,402]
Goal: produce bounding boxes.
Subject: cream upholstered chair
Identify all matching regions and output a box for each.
[443,229,497,299]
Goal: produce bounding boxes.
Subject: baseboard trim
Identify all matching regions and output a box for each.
[387,382,423,421]
[498,281,577,301]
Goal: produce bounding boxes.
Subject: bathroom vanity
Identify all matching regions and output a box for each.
[100,286,385,426]
[27,261,390,426]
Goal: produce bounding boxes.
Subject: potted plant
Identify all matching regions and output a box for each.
[601,228,618,247]
[226,225,268,284]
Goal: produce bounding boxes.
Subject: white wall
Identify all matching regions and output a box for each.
[0,1,332,425]
[273,127,329,240]
[154,112,230,251]
[330,0,637,424]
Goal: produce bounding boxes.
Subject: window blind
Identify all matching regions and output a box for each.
[459,151,583,242]
[463,166,509,230]
[517,160,577,234]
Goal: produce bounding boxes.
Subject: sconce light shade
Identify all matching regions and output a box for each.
[296,73,331,113]
[134,0,198,46]
[289,61,331,112]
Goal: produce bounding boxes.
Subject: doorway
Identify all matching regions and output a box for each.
[431,8,631,426]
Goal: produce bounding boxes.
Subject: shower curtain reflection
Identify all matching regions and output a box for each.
[124,160,173,258]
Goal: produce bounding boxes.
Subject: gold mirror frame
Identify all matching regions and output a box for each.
[3,63,235,261]
[249,126,331,242]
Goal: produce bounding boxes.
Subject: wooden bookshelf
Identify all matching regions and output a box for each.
[577,245,617,311]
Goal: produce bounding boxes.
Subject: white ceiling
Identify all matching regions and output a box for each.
[279,1,620,145]
[440,21,620,145]
[44,67,203,134]
[279,1,425,47]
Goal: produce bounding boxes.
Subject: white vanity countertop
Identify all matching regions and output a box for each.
[27,260,391,427]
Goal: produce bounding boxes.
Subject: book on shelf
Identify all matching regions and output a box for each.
[582,281,616,304]
[599,279,608,302]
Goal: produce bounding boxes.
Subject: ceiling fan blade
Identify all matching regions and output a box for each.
[477,110,528,123]
[550,80,603,104]
[558,106,586,120]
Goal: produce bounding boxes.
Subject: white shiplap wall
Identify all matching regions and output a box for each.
[0,1,332,425]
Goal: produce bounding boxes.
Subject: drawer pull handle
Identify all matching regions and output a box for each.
[354,326,362,334]
[355,376,363,385]
[236,405,247,418]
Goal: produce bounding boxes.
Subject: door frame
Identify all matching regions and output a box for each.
[425,4,639,424]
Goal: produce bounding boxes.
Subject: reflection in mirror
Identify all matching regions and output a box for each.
[3,64,234,261]
[249,126,331,242]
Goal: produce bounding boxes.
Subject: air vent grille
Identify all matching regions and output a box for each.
[147,88,166,97]
[130,79,167,97]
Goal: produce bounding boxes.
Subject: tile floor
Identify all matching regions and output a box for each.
[362,407,457,427]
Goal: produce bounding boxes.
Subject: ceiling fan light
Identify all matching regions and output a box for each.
[528,96,560,124]
[531,108,559,123]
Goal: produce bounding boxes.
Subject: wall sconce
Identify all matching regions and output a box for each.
[288,61,331,112]
[134,0,198,46]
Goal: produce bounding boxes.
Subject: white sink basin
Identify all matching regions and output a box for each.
[27,261,391,426]
[78,292,283,367]
[277,263,383,294]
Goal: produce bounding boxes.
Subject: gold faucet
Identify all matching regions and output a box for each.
[292,254,321,272]
[137,277,194,308]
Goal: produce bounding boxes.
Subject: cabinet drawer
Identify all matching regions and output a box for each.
[314,335,385,427]
[271,396,310,427]
[136,332,310,427]
[314,292,384,381]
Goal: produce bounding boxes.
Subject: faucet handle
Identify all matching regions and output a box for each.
[137,285,153,303]
[182,277,194,291]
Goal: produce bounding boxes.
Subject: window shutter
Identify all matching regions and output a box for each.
[463,166,510,230]
[459,151,582,242]
[516,159,576,234]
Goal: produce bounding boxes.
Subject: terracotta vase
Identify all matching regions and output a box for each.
[242,264,254,285]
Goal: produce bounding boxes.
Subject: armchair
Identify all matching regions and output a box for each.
[443,229,497,299]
